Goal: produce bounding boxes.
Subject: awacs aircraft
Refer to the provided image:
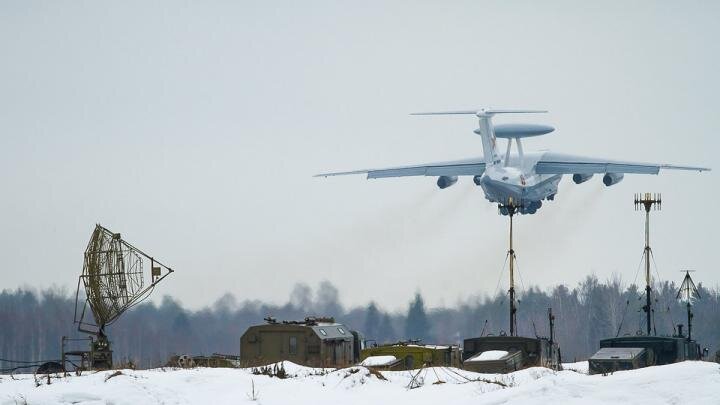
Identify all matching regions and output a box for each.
[316,109,710,215]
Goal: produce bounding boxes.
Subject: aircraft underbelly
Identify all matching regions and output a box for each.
[479,175,561,204]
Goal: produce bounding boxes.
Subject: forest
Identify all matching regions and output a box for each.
[1,275,719,370]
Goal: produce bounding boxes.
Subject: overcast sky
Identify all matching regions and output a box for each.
[1,1,718,312]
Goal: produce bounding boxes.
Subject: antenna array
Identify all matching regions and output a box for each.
[634,193,662,212]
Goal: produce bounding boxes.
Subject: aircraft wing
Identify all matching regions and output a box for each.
[315,158,486,179]
[535,152,710,175]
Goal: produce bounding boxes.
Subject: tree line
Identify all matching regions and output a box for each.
[1,276,718,370]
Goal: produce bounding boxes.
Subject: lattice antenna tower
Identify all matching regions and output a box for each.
[634,192,661,336]
[497,197,523,337]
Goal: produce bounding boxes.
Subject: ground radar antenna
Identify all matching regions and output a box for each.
[676,270,700,341]
[498,197,523,336]
[64,224,174,370]
[634,192,661,336]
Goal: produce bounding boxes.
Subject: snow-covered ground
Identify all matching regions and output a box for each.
[1,361,718,405]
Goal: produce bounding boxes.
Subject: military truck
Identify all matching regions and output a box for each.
[589,334,700,375]
[462,335,561,373]
[462,308,561,373]
[240,316,362,368]
[359,340,462,370]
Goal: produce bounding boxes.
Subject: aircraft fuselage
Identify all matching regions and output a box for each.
[476,152,562,215]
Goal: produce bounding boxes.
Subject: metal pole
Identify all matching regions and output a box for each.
[509,210,516,337]
[61,336,66,373]
[548,308,555,344]
[635,193,660,336]
[687,301,692,341]
[645,207,652,336]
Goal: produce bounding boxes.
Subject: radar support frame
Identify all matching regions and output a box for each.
[634,193,661,336]
[65,224,174,371]
[498,198,523,337]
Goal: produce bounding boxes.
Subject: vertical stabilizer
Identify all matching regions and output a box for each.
[474,115,501,165]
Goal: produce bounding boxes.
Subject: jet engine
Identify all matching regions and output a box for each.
[602,173,624,186]
[572,173,594,184]
[437,175,458,189]
[473,175,483,186]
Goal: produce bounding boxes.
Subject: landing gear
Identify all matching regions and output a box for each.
[525,200,541,214]
[497,200,541,215]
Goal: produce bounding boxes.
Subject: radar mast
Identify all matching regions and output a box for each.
[499,198,521,336]
[634,193,661,336]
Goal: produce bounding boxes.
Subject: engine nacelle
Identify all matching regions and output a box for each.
[602,173,624,186]
[437,175,458,189]
[572,173,594,184]
[473,175,483,186]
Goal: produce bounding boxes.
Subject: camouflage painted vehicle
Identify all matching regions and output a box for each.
[240,317,361,368]
[359,340,462,370]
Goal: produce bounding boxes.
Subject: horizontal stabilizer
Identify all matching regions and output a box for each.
[411,109,547,116]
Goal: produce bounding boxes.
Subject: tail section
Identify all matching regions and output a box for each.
[412,108,547,166]
[474,115,501,165]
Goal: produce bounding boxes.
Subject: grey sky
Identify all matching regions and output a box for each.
[1,1,718,312]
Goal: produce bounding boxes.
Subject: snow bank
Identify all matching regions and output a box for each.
[0,361,718,404]
[360,355,397,366]
[266,361,333,377]
[562,360,590,374]
[466,350,509,361]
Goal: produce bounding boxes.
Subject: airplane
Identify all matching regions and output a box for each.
[316,109,710,215]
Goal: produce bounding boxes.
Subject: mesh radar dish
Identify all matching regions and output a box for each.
[66,224,174,370]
